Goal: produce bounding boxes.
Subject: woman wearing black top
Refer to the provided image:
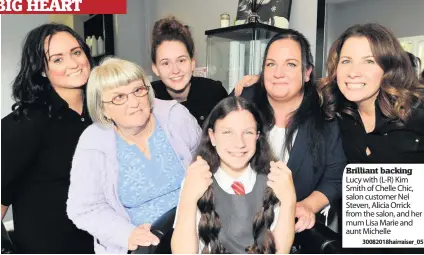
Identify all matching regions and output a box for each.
[1,23,95,253]
[235,29,347,233]
[150,16,256,127]
[318,23,424,163]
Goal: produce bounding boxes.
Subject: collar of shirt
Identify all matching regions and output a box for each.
[213,164,256,194]
[48,87,88,119]
[344,99,422,135]
[49,88,68,115]
[153,77,198,102]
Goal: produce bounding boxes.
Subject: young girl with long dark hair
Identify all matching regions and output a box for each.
[172,96,296,254]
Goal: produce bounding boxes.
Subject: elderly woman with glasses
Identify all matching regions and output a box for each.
[66,57,201,254]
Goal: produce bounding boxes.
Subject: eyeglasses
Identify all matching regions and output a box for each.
[102,86,150,105]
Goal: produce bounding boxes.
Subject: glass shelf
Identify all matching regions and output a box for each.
[205,23,286,93]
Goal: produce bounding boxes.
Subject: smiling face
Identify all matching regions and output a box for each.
[102,80,151,129]
[208,109,259,174]
[263,38,312,103]
[44,31,91,91]
[152,40,195,93]
[336,36,384,105]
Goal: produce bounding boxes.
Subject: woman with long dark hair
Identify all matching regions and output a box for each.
[234,29,347,233]
[317,23,424,254]
[317,23,424,163]
[1,23,95,253]
[172,96,296,253]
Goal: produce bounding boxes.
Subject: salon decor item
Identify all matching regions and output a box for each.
[235,0,292,28]
[97,36,105,55]
[91,36,98,56]
[205,23,285,93]
[84,14,115,64]
[220,13,230,28]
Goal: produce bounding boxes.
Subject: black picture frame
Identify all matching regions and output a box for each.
[315,0,326,78]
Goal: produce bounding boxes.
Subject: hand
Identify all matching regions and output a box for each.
[128,224,160,251]
[234,75,259,96]
[294,202,315,233]
[181,156,213,203]
[267,161,296,205]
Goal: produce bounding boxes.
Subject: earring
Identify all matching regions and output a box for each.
[211,142,216,147]
[41,72,47,77]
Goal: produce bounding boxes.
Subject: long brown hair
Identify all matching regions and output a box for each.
[195,97,279,253]
[317,23,424,124]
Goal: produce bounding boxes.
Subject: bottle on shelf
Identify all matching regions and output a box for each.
[91,36,98,57]
[97,36,105,55]
[85,36,92,53]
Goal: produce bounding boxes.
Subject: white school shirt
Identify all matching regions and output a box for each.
[268,125,298,163]
[173,164,280,253]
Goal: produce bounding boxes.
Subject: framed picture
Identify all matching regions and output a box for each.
[235,0,292,28]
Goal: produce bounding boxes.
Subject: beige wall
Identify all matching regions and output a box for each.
[48,14,89,38]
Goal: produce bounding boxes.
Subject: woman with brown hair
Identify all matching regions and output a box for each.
[317,23,424,163]
[150,16,256,127]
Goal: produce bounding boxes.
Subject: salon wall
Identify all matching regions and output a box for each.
[1,1,320,116]
[325,0,424,72]
[1,15,50,225]
[1,15,50,118]
[114,0,318,78]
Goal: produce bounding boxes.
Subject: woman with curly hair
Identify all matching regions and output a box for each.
[1,23,95,253]
[171,96,296,254]
[317,23,424,163]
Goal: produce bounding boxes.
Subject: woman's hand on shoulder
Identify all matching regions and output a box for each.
[266,161,296,206]
[181,156,213,203]
[234,75,259,96]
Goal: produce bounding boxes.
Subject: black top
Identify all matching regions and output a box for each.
[151,76,228,127]
[1,90,94,253]
[338,102,424,163]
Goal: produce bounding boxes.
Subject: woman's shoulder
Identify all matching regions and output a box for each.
[407,102,424,135]
[192,77,228,97]
[238,82,263,101]
[153,98,180,115]
[192,76,221,87]
[1,106,49,131]
[153,98,197,128]
[76,123,115,151]
[304,116,342,141]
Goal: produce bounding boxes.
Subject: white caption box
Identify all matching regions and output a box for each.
[343,164,424,248]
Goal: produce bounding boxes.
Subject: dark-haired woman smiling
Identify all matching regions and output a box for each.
[318,23,424,163]
[1,23,94,253]
[235,29,347,233]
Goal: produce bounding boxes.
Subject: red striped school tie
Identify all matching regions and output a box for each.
[231,181,246,195]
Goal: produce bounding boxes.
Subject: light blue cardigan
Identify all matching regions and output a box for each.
[66,98,201,253]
